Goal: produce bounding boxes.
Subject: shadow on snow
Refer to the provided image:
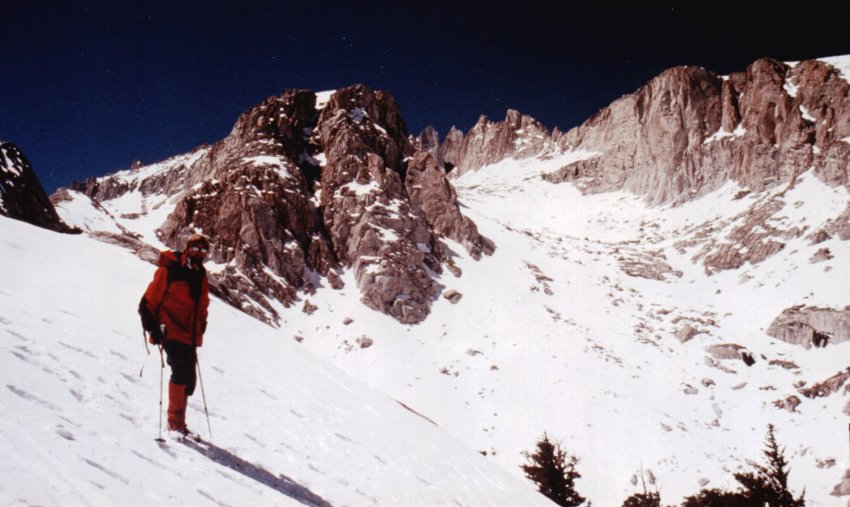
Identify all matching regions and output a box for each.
[180,439,333,507]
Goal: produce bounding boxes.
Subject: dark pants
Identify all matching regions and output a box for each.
[164,340,197,396]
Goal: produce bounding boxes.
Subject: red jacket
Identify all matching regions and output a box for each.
[144,250,209,347]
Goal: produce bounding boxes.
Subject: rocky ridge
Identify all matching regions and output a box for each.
[433,56,850,277]
[440,109,555,176]
[67,86,493,324]
[436,57,849,207]
[546,58,850,204]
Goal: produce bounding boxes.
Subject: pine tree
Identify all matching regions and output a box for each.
[520,432,585,507]
[621,491,660,507]
[681,488,749,507]
[682,424,805,506]
[733,424,805,506]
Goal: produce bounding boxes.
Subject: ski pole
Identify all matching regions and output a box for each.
[196,354,212,440]
[156,346,165,442]
[139,331,151,378]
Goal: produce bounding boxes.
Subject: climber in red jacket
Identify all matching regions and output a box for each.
[139,233,211,435]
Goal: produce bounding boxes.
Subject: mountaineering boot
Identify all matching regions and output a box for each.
[167,381,189,434]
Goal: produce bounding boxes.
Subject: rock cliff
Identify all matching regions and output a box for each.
[0,142,76,233]
[548,58,850,204]
[441,109,554,176]
[67,85,493,324]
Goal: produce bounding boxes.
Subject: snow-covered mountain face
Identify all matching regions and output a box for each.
[0,215,551,507]
[44,55,850,505]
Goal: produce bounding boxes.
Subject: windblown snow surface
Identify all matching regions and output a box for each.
[0,217,552,506]
[40,148,850,505]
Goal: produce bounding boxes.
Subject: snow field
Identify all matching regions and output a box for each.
[0,215,552,507]
[46,147,850,505]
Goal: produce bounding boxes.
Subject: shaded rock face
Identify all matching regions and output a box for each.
[439,127,465,174]
[0,142,76,233]
[405,151,495,260]
[66,85,492,325]
[158,90,327,323]
[411,126,442,163]
[313,85,493,322]
[552,58,850,204]
[766,305,850,347]
[315,85,440,323]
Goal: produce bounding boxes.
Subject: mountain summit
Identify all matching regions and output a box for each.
[66,85,493,325]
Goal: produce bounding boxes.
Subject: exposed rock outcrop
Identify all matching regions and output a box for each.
[551,58,850,204]
[315,85,441,323]
[442,110,554,176]
[766,305,850,347]
[798,367,850,399]
[65,85,493,325]
[405,151,495,260]
[439,126,465,174]
[705,343,748,360]
[412,126,442,163]
[832,469,850,497]
[821,204,850,240]
[0,142,77,233]
[693,197,803,274]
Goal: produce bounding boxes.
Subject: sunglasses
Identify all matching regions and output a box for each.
[189,246,209,254]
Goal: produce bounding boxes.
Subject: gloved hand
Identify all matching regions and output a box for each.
[149,324,166,345]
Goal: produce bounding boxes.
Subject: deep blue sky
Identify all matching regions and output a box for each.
[3,1,848,193]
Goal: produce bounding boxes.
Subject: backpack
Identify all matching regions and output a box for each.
[138,251,185,345]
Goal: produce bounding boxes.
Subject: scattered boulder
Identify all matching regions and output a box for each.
[302,300,318,315]
[799,367,850,399]
[770,359,800,370]
[831,469,850,496]
[810,247,834,263]
[356,336,374,349]
[706,343,747,360]
[704,355,738,374]
[774,395,801,412]
[767,305,850,347]
[822,204,850,241]
[809,229,832,245]
[817,458,837,469]
[675,324,701,343]
[443,290,463,304]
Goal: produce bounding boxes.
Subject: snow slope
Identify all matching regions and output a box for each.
[0,215,552,507]
[51,149,850,505]
[265,155,850,505]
